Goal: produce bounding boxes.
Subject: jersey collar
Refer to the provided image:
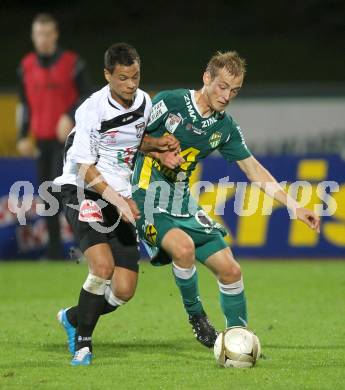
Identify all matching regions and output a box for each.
[190,90,225,119]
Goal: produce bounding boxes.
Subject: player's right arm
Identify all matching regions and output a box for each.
[78,163,140,223]
[71,101,140,224]
[236,156,320,232]
[219,117,320,232]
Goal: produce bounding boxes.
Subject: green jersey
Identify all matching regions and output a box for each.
[132,88,251,216]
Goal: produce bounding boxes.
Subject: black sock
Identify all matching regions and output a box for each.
[66,299,118,329]
[102,302,118,315]
[66,306,78,327]
[75,288,105,351]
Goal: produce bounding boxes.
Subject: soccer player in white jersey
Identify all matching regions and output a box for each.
[54,43,179,366]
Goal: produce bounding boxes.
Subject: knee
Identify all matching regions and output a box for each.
[92,263,114,280]
[219,262,242,284]
[113,286,136,302]
[173,240,195,268]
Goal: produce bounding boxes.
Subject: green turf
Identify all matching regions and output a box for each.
[0,260,344,389]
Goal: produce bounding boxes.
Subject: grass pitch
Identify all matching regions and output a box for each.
[0,260,344,390]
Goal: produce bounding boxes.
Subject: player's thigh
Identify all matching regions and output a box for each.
[204,246,242,283]
[135,209,174,247]
[84,243,115,279]
[193,232,228,264]
[61,184,115,277]
[61,185,109,251]
[177,212,228,266]
[161,228,195,267]
[136,209,196,266]
[139,214,197,267]
[107,220,140,273]
[110,266,138,301]
[103,204,140,299]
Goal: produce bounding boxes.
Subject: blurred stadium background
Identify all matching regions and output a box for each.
[1,0,344,259]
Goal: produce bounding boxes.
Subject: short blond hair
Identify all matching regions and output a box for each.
[206,51,246,79]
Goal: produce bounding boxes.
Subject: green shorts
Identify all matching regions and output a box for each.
[136,206,228,266]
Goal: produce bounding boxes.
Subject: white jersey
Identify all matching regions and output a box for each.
[54,85,152,197]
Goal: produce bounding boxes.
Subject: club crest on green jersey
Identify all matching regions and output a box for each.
[209,131,222,148]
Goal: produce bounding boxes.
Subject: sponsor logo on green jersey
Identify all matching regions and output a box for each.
[202,116,217,128]
[186,123,206,135]
[148,100,168,126]
[184,93,197,123]
[145,223,157,245]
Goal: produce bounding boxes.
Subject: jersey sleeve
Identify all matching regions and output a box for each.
[218,118,251,163]
[69,99,101,164]
[145,91,171,134]
[144,92,153,124]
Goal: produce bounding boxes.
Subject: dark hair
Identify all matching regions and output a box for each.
[32,13,58,29]
[104,43,140,73]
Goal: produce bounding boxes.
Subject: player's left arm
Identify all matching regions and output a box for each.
[139,134,180,153]
[237,156,320,232]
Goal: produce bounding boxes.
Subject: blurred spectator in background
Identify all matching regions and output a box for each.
[16,13,91,259]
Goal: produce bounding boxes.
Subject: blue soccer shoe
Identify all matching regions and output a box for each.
[57,308,76,354]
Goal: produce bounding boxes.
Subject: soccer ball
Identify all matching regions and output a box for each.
[214,326,261,368]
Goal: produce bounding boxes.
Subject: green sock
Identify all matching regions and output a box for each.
[173,268,204,315]
[220,290,247,327]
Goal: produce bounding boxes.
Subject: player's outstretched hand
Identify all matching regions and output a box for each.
[296,207,320,233]
[119,198,141,224]
[156,134,180,152]
[157,150,185,170]
[102,185,140,224]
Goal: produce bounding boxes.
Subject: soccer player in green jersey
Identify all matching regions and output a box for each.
[132,51,320,348]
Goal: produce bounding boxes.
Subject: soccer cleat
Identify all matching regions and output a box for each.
[70,347,92,366]
[57,308,76,354]
[188,311,218,348]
